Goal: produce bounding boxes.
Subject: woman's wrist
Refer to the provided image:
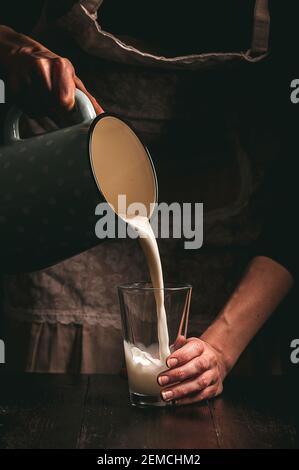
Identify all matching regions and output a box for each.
[0,26,48,68]
[0,26,22,64]
[200,318,238,378]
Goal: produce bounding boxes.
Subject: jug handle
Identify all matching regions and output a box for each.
[3,88,96,144]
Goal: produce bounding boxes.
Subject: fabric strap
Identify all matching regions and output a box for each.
[80,0,103,13]
[251,0,270,55]
[80,0,270,56]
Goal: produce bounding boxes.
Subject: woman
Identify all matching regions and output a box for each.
[0,0,296,404]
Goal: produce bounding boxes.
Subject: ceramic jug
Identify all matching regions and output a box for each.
[0,89,157,273]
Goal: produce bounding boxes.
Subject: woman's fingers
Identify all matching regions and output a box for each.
[74,76,104,115]
[7,46,103,118]
[161,370,217,402]
[172,334,187,352]
[36,56,52,92]
[159,337,225,406]
[175,384,219,406]
[32,57,58,116]
[166,337,204,368]
[158,352,211,386]
[169,334,187,355]
[51,57,76,112]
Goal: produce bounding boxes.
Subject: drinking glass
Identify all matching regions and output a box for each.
[118,282,192,407]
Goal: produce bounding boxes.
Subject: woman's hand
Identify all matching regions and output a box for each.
[158,337,227,406]
[6,47,103,117]
[0,26,103,117]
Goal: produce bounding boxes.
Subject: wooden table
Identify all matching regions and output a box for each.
[0,374,298,449]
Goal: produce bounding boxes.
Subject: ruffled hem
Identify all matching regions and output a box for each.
[3,315,124,374]
[3,306,122,327]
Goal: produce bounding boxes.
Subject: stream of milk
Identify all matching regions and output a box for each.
[124,215,170,396]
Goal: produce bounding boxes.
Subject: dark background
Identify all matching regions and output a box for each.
[0,1,299,378]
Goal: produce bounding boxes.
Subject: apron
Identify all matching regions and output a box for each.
[3,0,283,375]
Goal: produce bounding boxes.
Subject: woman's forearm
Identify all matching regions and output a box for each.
[201,256,293,375]
[158,256,293,405]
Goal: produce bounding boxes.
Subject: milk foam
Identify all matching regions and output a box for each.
[124,341,165,396]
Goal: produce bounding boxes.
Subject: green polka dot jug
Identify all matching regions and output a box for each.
[0,89,157,273]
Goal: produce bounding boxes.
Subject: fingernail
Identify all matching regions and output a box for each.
[167,358,178,368]
[158,375,169,386]
[162,390,173,401]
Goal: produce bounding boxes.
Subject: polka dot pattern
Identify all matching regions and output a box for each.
[0,124,103,270]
